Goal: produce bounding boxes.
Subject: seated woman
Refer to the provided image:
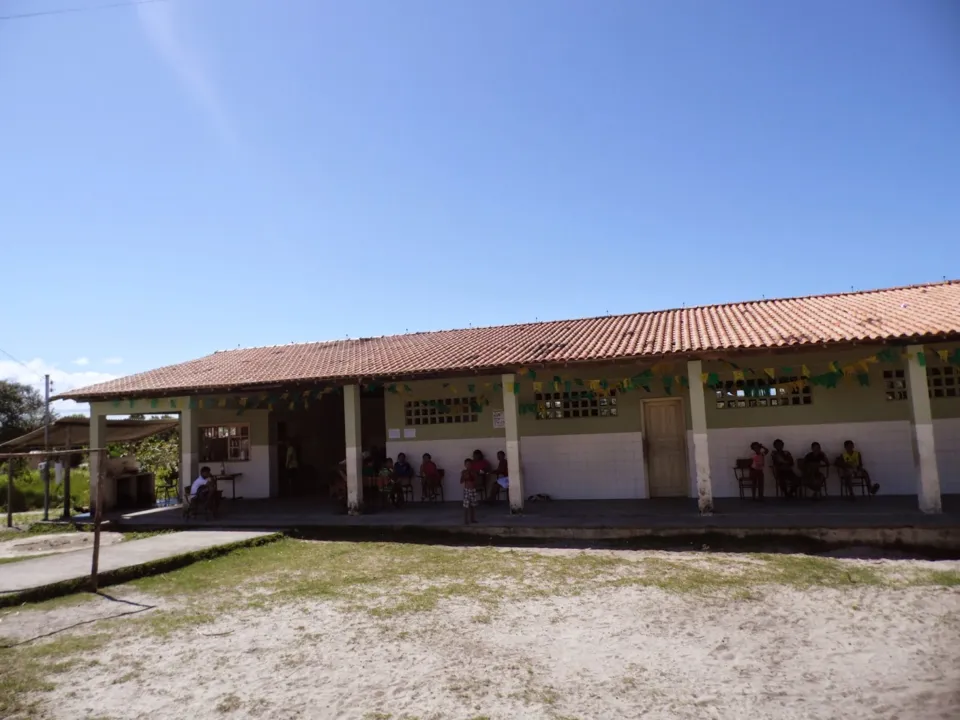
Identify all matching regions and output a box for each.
[800,442,830,495]
[394,452,415,493]
[770,439,801,497]
[837,440,880,497]
[486,450,509,500]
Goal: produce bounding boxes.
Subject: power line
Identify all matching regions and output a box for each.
[0,346,45,383]
[0,0,167,21]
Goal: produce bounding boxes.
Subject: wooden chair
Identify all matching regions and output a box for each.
[734,459,759,500]
[399,476,415,503]
[837,460,872,498]
[420,469,445,502]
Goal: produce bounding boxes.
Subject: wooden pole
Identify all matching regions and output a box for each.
[62,426,72,520]
[90,449,104,592]
[6,459,12,529]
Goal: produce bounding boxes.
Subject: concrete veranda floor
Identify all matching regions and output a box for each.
[104,494,960,531]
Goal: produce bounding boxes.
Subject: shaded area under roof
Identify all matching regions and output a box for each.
[0,418,178,451]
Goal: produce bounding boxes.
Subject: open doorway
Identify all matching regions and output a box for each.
[273,387,386,498]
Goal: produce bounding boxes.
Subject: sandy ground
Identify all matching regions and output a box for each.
[0,531,123,559]
[3,548,959,720]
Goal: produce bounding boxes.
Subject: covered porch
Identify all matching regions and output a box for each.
[105,494,960,532]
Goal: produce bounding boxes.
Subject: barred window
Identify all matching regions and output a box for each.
[535,390,617,419]
[883,369,908,401]
[404,398,479,426]
[715,376,811,409]
[928,366,958,398]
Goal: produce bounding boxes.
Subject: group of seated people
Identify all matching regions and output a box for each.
[746,439,880,499]
[330,448,509,510]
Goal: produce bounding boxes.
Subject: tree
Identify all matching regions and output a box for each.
[0,380,46,445]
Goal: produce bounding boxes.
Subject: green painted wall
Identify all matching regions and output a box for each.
[698,345,960,428]
[926,342,960,420]
[383,376,505,441]
[516,362,691,436]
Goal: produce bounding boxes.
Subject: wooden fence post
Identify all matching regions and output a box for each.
[90,449,104,592]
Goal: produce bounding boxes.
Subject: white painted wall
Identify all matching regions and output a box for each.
[386,438,504,501]
[703,421,917,497]
[194,409,272,499]
[934,418,960,494]
[519,432,646,499]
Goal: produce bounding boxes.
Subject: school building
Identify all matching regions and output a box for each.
[60,280,960,515]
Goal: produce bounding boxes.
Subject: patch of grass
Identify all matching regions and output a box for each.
[0,523,83,542]
[0,632,110,717]
[119,539,956,621]
[123,530,175,542]
[920,569,960,587]
[216,693,242,713]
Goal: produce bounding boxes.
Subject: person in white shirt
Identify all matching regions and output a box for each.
[190,466,212,497]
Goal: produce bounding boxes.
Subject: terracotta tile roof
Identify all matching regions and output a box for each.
[62,281,960,399]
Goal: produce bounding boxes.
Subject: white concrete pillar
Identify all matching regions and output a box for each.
[501,373,525,513]
[687,360,714,515]
[344,384,364,514]
[88,411,108,509]
[180,405,199,498]
[905,345,941,513]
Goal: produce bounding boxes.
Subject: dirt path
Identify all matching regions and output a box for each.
[2,544,958,720]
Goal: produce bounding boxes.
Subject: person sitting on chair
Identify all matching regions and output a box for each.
[837,440,879,497]
[486,450,509,500]
[801,442,829,495]
[189,466,220,515]
[771,439,801,497]
[394,452,415,494]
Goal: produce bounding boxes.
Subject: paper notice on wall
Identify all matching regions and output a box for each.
[403,428,416,438]
[388,428,401,440]
[492,410,505,429]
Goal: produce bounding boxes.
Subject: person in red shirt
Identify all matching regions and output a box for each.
[461,457,478,524]
[471,449,491,499]
[420,453,441,500]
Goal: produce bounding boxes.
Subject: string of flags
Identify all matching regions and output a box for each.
[111,347,960,414]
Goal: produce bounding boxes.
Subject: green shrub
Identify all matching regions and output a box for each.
[0,468,91,513]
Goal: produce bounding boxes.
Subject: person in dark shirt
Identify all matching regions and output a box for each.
[801,442,829,496]
[771,439,800,497]
[394,452,414,496]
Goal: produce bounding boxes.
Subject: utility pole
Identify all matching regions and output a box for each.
[42,374,51,521]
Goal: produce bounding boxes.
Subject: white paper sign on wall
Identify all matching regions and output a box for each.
[492,410,505,429]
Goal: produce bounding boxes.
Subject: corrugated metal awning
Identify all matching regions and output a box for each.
[0,418,178,450]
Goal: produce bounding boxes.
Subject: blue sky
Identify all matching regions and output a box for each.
[1,0,958,409]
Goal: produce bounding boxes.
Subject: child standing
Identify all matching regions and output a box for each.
[461,457,478,524]
[750,442,769,500]
[421,453,440,500]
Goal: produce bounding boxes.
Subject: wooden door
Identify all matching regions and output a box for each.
[643,399,688,497]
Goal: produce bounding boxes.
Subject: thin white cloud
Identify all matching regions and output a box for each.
[103,357,124,366]
[136,3,235,145]
[72,357,90,366]
[0,359,119,418]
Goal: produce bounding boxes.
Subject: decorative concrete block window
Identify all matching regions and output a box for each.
[405,398,479,426]
[714,376,811,409]
[883,369,908,401]
[200,424,250,462]
[928,366,959,399]
[535,390,618,419]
